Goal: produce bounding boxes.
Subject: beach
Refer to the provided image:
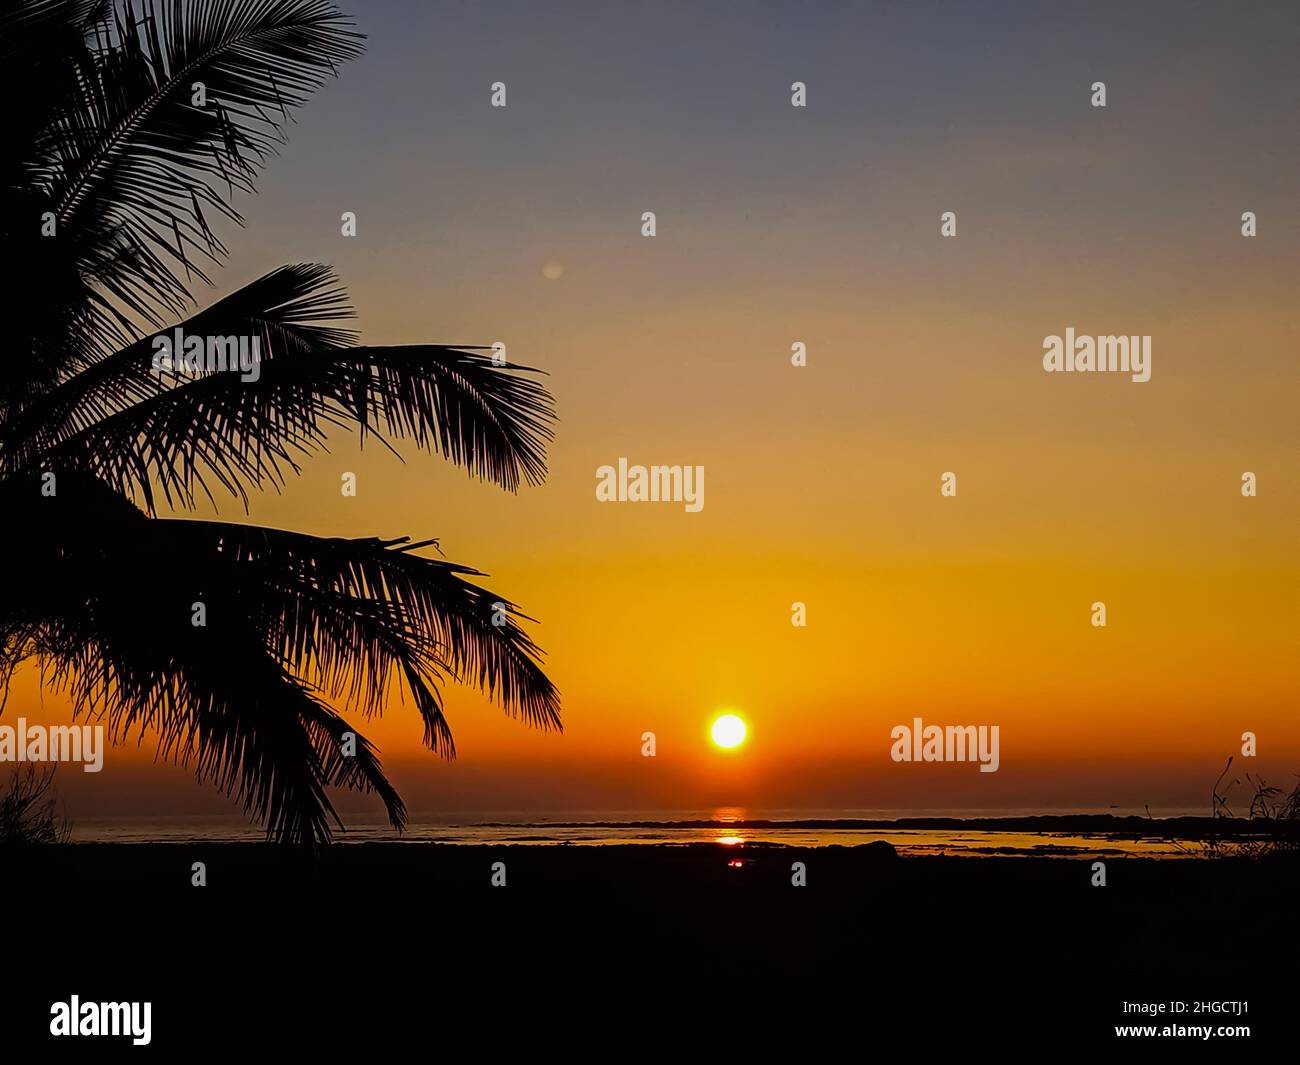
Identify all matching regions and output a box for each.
[5,834,1294,1049]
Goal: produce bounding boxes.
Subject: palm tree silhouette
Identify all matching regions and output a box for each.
[0,0,560,846]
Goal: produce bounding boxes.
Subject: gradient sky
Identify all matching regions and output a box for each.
[13,1,1300,820]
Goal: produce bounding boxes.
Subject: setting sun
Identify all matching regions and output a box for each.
[710,713,748,750]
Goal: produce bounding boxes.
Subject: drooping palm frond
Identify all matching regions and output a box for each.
[2,473,407,845]
[1,473,556,845]
[26,341,555,511]
[1,465,560,840]
[2,262,352,451]
[152,519,563,751]
[1,258,555,512]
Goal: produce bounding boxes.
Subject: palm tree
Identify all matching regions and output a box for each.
[0,0,560,846]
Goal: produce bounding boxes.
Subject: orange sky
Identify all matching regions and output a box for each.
[13,285,1297,816]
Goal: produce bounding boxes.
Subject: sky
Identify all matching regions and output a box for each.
[12,0,1300,821]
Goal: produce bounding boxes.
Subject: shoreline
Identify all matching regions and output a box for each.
[56,812,1297,849]
[467,813,1284,835]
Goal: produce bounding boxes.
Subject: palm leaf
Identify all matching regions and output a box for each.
[35,0,363,322]
[30,342,555,511]
[154,518,562,747]
[0,472,558,841]
[0,473,406,846]
[1,262,354,464]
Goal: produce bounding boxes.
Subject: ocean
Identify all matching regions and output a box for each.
[68,806,1208,856]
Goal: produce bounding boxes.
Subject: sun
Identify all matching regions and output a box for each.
[710,713,747,750]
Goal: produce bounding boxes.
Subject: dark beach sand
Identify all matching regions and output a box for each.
[5,841,1294,1050]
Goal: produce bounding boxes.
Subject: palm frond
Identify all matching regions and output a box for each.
[154,518,562,747]
[0,472,558,842]
[0,473,407,846]
[30,344,555,511]
[1,262,354,467]
[35,0,364,321]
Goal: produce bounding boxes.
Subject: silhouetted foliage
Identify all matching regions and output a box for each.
[1196,756,1300,858]
[0,765,71,845]
[0,1,560,848]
